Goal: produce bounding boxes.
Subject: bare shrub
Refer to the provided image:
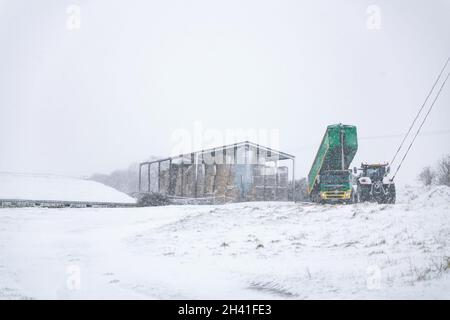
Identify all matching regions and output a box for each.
[417,166,435,186]
[436,154,450,187]
[137,192,170,207]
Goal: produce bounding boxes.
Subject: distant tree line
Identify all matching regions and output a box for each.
[89,156,161,195]
[89,162,140,195]
[418,154,450,187]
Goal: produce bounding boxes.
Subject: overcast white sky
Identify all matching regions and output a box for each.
[0,0,449,185]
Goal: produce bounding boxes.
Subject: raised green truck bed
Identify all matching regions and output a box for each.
[307,124,358,201]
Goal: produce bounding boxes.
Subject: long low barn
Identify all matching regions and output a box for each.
[138,141,296,203]
[0,172,136,207]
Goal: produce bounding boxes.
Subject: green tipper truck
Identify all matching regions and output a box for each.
[307,124,358,203]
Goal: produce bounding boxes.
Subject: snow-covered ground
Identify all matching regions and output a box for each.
[0,186,449,299]
[0,173,135,204]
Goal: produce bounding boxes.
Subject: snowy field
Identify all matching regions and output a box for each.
[0,186,449,299]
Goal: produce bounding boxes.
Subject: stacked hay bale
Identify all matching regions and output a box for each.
[203,164,216,197]
[263,166,278,201]
[157,162,238,201]
[276,166,289,201]
[167,163,207,198]
[214,164,239,202]
[174,165,183,196]
[247,165,266,201]
[213,164,228,197]
[247,165,289,201]
[195,164,205,197]
[157,161,289,202]
[167,163,195,197]
[158,164,171,195]
[224,172,240,202]
[182,164,196,197]
[168,164,179,195]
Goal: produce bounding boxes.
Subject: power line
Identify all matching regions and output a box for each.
[390,56,450,166]
[360,129,450,141]
[290,129,450,152]
[391,71,450,181]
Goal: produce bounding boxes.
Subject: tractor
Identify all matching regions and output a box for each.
[354,163,396,204]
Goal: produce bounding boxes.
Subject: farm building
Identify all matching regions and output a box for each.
[138,141,295,203]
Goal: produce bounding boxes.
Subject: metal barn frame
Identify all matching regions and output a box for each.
[138,141,296,201]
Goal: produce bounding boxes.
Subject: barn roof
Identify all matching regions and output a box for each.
[140,141,295,166]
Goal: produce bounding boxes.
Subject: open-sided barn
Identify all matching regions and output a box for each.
[138,141,295,203]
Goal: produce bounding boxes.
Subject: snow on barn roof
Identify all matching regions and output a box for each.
[0,172,136,204]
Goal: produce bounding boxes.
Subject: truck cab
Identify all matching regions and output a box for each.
[316,170,355,203]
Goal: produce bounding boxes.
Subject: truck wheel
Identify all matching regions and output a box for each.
[378,195,387,204]
[357,187,365,203]
[386,184,396,204]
